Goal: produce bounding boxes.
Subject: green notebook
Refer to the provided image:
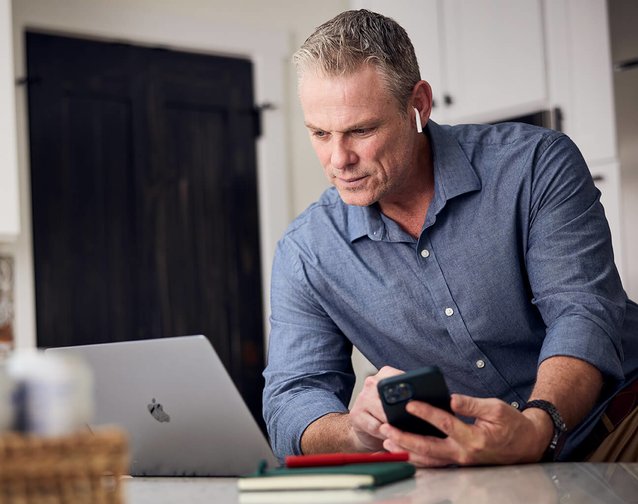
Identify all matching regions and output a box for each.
[238,461,415,492]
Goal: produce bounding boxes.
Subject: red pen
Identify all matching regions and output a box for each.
[285,452,410,468]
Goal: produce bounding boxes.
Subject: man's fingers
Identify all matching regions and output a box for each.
[361,411,385,438]
[376,365,404,378]
[383,438,452,467]
[381,395,535,466]
[362,366,403,390]
[356,367,402,424]
[405,400,472,443]
[381,425,457,467]
[355,376,388,423]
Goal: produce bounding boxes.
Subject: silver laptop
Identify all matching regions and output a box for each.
[47,335,277,476]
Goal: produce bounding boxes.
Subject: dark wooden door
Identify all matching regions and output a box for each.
[26,32,265,423]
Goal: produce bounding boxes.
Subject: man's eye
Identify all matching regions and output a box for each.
[352,128,374,136]
[312,130,327,138]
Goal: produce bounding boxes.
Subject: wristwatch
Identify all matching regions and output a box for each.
[521,399,567,459]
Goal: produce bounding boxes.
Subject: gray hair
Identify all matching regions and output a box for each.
[293,9,421,110]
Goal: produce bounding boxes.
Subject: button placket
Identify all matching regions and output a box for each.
[416,234,512,399]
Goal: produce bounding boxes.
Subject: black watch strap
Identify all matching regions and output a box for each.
[521,399,567,458]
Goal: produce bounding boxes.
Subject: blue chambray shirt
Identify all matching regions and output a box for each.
[263,120,638,461]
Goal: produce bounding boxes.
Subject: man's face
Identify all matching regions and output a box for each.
[299,65,419,208]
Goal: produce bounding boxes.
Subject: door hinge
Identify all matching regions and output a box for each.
[252,103,276,138]
[16,76,42,87]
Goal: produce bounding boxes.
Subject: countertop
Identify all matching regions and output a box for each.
[125,462,638,503]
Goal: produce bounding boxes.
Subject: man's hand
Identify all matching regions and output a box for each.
[348,365,404,451]
[303,356,600,458]
[379,394,554,466]
[380,356,603,466]
[300,365,404,454]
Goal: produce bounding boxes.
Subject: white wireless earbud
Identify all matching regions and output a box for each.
[414,107,423,133]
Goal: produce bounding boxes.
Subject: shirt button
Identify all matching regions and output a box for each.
[444,307,454,317]
[476,359,485,369]
[420,249,430,258]
[511,401,520,409]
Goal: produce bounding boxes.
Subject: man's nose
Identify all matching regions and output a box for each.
[330,138,357,170]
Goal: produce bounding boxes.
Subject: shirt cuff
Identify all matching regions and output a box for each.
[268,389,349,459]
[539,315,624,381]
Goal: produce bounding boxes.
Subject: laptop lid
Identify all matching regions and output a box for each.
[46,335,277,476]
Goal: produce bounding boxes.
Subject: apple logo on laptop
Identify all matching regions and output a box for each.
[147,398,171,423]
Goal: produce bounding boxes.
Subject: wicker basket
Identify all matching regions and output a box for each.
[0,427,129,504]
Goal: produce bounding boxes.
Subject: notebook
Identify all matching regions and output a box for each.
[46,335,277,476]
[238,461,416,491]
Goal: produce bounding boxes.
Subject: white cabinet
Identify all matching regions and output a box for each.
[440,0,546,123]
[544,0,617,166]
[351,0,547,124]
[0,0,20,241]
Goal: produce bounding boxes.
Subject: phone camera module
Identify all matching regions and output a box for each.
[382,382,414,405]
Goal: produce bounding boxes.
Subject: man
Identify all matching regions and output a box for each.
[263,9,638,465]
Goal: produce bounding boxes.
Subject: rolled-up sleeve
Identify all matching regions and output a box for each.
[263,237,355,459]
[526,134,626,380]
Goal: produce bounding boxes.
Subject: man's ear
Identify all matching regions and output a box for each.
[411,80,433,128]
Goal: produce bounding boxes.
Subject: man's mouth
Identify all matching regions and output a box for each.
[336,175,367,186]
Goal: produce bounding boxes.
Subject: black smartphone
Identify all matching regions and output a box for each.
[377,366,452,438]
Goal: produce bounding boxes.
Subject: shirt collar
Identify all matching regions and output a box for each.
[347,120,481,242]
[347,204,382,242]
[428,120,482,202]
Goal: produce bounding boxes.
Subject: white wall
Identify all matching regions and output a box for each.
[0,0,20,241]
[5,0,343,348]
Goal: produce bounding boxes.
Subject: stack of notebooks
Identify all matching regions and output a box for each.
[238,452,415,502]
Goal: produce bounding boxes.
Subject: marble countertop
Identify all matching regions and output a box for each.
[125,462,638,503]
